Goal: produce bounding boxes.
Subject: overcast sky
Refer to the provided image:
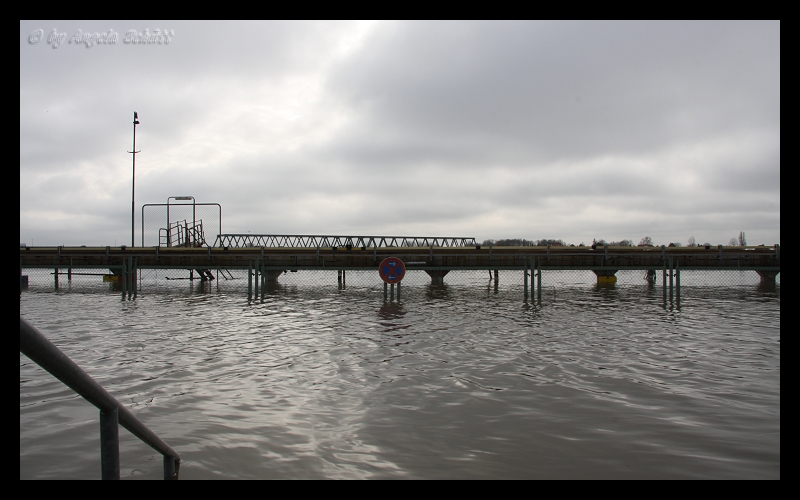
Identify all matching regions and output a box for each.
[20,21,780,247]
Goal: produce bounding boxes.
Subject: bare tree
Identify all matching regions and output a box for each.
[638,236,653,246]
[688,236,696,247]
[738,231,747,246]
[728,237,738,246]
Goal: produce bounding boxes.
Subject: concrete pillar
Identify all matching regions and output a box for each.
[426,270,449,284]
[593,269,618,284]
[264,270,284,283]
[756,270,779,283]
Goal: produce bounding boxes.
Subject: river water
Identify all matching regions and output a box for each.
[20,270,780,479]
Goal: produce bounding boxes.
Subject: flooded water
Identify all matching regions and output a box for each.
[20,270,780,479]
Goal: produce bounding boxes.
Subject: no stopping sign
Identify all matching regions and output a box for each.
[379,257,406,284]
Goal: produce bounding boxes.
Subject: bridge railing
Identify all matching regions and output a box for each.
[19,317,180,480]
[160,219,206,248]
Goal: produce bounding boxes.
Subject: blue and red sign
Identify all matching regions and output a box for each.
[379,257,406,284]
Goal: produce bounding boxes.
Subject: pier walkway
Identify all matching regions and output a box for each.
[20,241,780,298]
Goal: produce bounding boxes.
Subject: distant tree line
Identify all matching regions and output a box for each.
[482,232,753,248]
[481,238,566,246]
[595,239,634,247]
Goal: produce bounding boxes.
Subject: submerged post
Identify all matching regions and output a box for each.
[524,266,529,301]
[537,259,542,302]
[254,259,259,298]
[669,257,674,302]
[131,256,136,296]
[121,260,127,298]
[247,260,252,298]
[675,259,681,302]
[260,264,266,299]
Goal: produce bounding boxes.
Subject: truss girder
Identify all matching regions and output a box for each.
[213,234,478,249]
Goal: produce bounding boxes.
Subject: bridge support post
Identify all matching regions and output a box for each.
[121,261,126,298]
[593,269,618,285]
[669,257,674,302]
[247,261,252,298]
[537,261,542,302]
[524,268,529,301]
[254,260,259,298]
[756,270,779,283]
[426,270,449,285]
[260,266,265,297]
[530,258,536,300]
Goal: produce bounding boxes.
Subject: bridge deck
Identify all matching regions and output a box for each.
[20,245,781,272]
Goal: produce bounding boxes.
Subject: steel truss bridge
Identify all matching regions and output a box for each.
[213,234,479,249]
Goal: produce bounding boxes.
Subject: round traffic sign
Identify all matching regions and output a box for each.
[379,257,406,284]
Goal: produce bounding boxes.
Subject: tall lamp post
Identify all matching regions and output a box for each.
[128,112,141,247]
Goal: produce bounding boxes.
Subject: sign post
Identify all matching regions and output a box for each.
[379,257,405,301]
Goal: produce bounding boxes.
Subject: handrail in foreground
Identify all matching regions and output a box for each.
[20,317,180,480]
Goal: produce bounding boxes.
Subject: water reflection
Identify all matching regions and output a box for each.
[424,284,452,300]
[378,302,409,333]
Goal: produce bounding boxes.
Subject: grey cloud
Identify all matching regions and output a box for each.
[20,21,780,247]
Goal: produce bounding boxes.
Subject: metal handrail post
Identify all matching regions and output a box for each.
[100,407,120,480]
[20,318,180,479]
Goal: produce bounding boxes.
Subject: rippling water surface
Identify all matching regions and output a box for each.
[20,271,780,479]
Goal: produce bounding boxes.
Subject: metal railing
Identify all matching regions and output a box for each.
[214,234,478,249]
[159,219,206,248]
[20,317,181,480]
[142,202,222,248]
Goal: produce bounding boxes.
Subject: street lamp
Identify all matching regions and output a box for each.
[128,112,141,247]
